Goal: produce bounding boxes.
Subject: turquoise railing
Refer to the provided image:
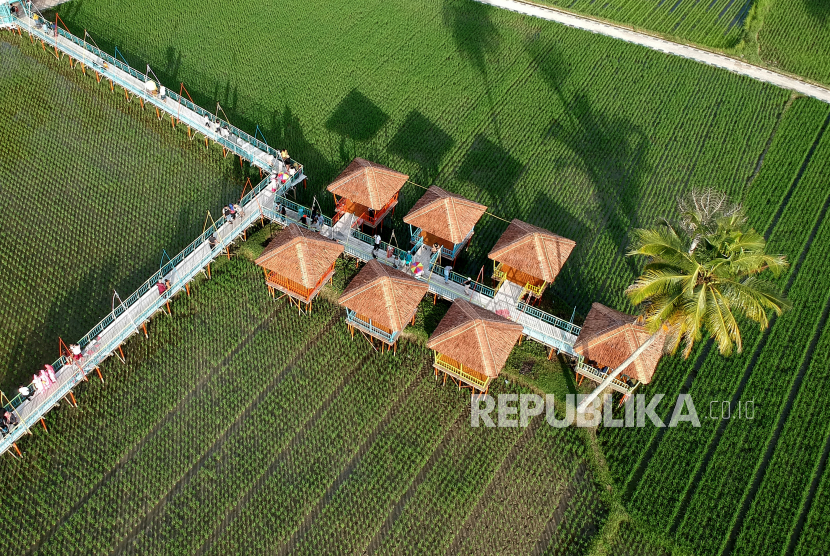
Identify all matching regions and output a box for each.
[516,302,581,336]
[345,310,398,344]
[426,263,495,298]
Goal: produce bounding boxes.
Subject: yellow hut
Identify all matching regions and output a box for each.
[428,299,524,396]
[488,219,576,303]
[572,302,666,403]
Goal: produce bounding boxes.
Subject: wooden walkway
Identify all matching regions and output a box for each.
[1,9,578,459]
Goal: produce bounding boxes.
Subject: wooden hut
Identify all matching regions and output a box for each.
[327,158,408,230]
[487,219,576,302]
[572,302,666,402]
[255,224,344,312]
[403,186,487,262]
[427,299,524,396]
[338,259,428,352]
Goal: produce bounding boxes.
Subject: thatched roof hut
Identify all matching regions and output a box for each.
[327,158,408,211]
[428,300,523,392]
[573,303,665,384]
[488,219,576,289]
[338,259,428,346]
[255,224,344,307]
[404,186,487,249]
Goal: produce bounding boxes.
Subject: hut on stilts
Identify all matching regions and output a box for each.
[327,158,408,230]
[255,224,344,313]
[403,185,487,263]
[337,259,428,353]
[428,299,523,398]
[572,303,666,404]
[488,219,576,305]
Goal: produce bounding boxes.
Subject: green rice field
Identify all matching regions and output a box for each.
[0,0,829,553]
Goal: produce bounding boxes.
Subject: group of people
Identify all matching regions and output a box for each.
[0,409,19,438]
[223,204,242,222]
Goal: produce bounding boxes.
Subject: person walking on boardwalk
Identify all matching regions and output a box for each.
[374,233,381,250]
[280,203,287,224]
[444,265,452,283]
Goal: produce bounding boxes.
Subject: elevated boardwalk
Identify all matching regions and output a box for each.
[1,6,580,458]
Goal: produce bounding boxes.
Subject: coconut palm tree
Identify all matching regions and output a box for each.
[577,209,790,413]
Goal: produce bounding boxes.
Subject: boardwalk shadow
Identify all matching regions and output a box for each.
[1,257,119,393]
[388,110,454,183]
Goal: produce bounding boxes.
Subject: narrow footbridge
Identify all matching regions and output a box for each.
[0,2,580,458]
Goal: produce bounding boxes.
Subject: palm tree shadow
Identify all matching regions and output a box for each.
[442,0,503,143]
[528,37,651,310]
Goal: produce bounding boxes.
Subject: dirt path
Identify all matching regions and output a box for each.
[475,0,830,104]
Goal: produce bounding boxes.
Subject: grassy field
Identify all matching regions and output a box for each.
[1,0,829,553]
[0,33,255,391]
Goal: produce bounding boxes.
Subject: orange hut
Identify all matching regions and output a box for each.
[403,186,487,262]
[572,303,666,402]
[428,299,524,396]
[327,158,408,229]
[255,224,344,312]
[338,259,428,353]
[488,219,576,303]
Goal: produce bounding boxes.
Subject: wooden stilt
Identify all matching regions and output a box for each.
[96,367,104,384]
[239,155,244,169]
[170,115,176,128]
[155,107,161,120]
[13,443,22,458]
[519,335,523,346]
[69,392,77,407]
[548,348,553,360]
[225,246,231,260]
[109,79,114,93]
[165,299,172,315]
[207,263,211,279]
[40,418,48,433]
[187,126,192,140]
[142,323,148,338]
[433,293,437,305]
[96,71,101,83]
[118,345,125,362]
[205,137,209,148]
[139,97,144,109]
[124,87,129,102]
[185,283,191,296]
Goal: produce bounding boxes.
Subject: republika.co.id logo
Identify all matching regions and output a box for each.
[471,394,755,428]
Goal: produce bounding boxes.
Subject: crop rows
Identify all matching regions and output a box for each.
[759,1,830,87]
[793,433,830,556]
[673,131,830,555]
[621,126,830,549]
[535,0,751,49]
[596,95,830,495]
[0,34,248,390]
[733,319,830,554]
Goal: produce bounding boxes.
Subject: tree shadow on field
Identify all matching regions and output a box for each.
[456,134,524,218]
[164,46,183,85]
[442,0,500,76]
[325,89,389,165]
[528,37,651,312]
[803,0,829,22]
[442,0,504,144]
[388,110,454,184]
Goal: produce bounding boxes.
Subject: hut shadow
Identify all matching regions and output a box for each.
[325,89,390,164]
[164,46,182,85]
[388,110,454,184]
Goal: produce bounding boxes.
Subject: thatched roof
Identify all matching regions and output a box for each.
[338,259,428,331]
[487,219,576,283]
[326,158,408,210]
[427,299,524,378]
[403,186,487,245]
[573,303,665,384]
[255,224,344,288]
